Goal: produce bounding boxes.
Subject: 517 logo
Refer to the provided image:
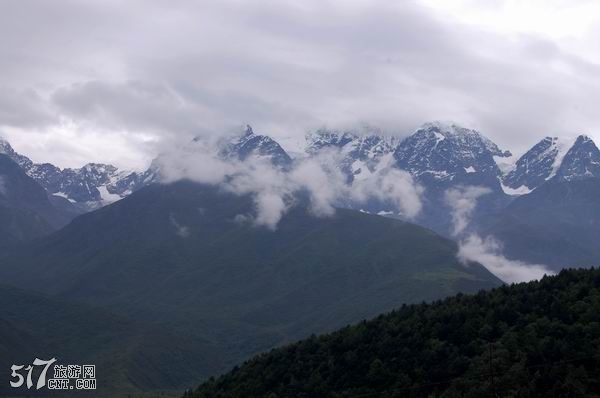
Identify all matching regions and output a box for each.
[10,358,57,390]
[10,358,96,391]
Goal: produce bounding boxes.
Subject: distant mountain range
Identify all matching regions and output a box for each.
[3,122,599,209]
[2,122,600,268]
[0,137,154,210]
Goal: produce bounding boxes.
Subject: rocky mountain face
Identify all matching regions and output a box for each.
[385,122,512,235]
[394,122,512,189]
[555,135,600,181]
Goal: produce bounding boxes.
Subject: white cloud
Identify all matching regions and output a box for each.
[289,160,340,217]
[352,164,423,219]
[444,186,492,236]
[458,235,552,283]
[155,136,423,229]
[445,184,553,283]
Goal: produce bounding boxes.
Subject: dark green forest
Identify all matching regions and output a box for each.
[186,268,600,397]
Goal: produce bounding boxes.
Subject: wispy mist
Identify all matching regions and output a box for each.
[445,185,552,283]
[444,186,492,236]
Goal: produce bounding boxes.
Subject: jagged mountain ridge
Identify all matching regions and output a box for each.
[3,123,600,214]
[0,125,291,209]
[0,137,153,209]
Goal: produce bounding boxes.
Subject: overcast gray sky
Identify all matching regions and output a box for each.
[1,0,600,170]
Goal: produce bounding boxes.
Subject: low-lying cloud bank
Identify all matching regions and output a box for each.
[458,235,552,284]
[445,185,553,283]
[156,137,423,229]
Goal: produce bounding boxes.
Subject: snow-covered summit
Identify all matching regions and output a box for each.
[503,135,600,192]
[556,135,600,181]
[394,122,511,182]
[220,125,292,168]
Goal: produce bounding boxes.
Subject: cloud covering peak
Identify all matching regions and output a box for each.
[156,135,423,229]
[1,0,600,168]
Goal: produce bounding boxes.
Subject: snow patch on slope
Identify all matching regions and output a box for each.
[98,185,122,204]
[500,183,532,196]
[547,137,578,180]
[494,153,518,175]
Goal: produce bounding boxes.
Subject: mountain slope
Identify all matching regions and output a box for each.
[0,284,221,397]
[0,205,53,247]
[0,181,501,376]
[186,268,600,398]
[485,177,600,270]
[0,154,77,243]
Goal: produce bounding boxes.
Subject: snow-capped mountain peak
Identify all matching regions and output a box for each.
[394,122,511,184]
[0,137,33,169]
[220,124,292,168]
[503,134,600,192]
[556,135,600,181]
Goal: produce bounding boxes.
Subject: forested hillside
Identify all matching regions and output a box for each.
[186,268,600,397]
